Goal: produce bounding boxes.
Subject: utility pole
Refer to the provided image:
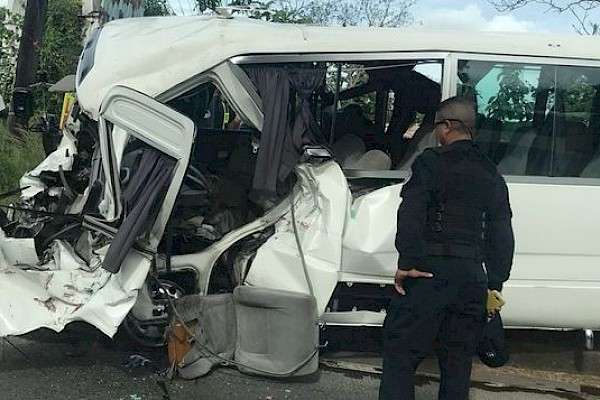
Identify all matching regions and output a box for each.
[6,0,48,134]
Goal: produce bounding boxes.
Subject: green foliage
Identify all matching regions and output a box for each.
[0,7,23,104]
[145,0,173,16]
[196,0,221,12]
[565,75,595,114]
[335,64,371,116]
[487,65,534,122]
[0,120,45,197]
[38,0,85,114]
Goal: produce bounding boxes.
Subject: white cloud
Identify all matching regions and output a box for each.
[419,3,538,33]
[421,4,485,30]
[484,14,534,32]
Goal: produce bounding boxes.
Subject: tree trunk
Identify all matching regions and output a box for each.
[7,0,48,132]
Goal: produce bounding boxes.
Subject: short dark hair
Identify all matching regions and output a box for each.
[435,97,476,134]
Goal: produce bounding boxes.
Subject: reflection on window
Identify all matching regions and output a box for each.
[458,60,600,178]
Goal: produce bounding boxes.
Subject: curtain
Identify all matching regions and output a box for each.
[279,67,326,184]
[244,65,326,203]
[103,148,175,273]
[244,67,291,203]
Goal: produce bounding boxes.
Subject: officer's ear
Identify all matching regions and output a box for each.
[435,120,451,144]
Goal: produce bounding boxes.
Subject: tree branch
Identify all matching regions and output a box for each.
[488,0,600,34]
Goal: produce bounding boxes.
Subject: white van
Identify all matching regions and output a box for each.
[2,15,600,348]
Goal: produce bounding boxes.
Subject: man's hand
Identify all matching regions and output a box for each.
[394,268,433,295]
[486,290,506,316]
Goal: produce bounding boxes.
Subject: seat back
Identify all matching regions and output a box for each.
[331,134,367,167]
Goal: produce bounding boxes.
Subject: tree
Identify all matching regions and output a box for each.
[40,0,85,88]
[0,7,23,104]
[356,0,415,27]
[226,1,313,23]
[487,65,534,122]
[489,0,600,35]
[145,0,173,16]
[8,0,47,130]
[564,74,594,113]
[196,0,415,27]
[33,0,84,117]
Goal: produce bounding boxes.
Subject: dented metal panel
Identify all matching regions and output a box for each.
[0,86,195,338]
[19,138,77,199]
[244,162,351,316]
[342,184,403,278]
[0,238,151,336]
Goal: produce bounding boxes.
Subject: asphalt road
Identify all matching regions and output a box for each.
[1,328,600,400]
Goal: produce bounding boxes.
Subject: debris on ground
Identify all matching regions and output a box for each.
[124,354,152,369]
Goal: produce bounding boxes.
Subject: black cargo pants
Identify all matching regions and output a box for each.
[379,257,487,400]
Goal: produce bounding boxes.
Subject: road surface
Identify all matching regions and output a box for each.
[1,327,600,400]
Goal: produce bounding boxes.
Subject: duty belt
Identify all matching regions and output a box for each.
[425,242,482,260]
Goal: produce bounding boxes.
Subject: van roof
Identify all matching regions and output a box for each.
[77,15,600,117]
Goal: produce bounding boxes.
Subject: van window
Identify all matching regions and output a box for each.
[458,60,600,178]
[324,59,442,169]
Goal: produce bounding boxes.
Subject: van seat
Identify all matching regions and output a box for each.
[497,128,536,175]
[345,149,392,170]
[580,155,600,178]
[331,134,366,167]
[332,134,391,170]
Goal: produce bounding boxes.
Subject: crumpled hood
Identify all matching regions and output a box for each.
[0,228,150,337]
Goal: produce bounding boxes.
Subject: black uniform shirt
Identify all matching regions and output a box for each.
[395,140,515,291]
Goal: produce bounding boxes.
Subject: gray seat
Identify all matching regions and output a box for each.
[497,128,537,176]
[331,134,366,167]
[234,286,319,377]
[345,149,392,170]
[332,134,392,170]
[580,153,600,178]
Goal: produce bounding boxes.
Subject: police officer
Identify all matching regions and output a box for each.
[379,97,514,400]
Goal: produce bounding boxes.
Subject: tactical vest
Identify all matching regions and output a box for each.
[424,143,497,260]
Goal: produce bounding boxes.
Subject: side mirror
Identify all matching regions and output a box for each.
[12,87,34,124]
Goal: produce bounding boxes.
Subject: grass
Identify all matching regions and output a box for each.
[0,119,46,202]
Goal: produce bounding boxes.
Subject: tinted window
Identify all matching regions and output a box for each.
[458,60,600,178]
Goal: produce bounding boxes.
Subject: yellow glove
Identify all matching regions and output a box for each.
[487,290,505,315]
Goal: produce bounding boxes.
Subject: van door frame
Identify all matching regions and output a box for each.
[97,85,196,249]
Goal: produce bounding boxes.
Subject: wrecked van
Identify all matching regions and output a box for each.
[3,15,600,357]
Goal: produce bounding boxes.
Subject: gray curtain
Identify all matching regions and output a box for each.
[244,66,325,203]
[103,148,175,273]
[244,67,291,202]
[279,68,326,183]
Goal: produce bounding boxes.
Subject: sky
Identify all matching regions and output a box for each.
[1,0,598,35]
[411,0,599,35]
